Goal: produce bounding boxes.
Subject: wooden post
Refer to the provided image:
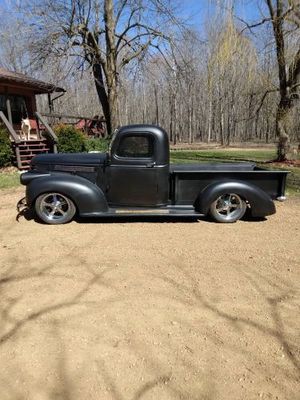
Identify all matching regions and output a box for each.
[35,112,58,142]
[15,145,22,169]
[6,98,13,125]
[48,93,53,113]
[0,111,21,143]
[35,116,41,140]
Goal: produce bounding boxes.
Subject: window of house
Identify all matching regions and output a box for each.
[117,135,154,158]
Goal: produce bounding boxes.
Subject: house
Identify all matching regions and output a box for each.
[0,68,65,169]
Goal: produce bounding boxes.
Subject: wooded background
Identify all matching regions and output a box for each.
[0,0,299,158]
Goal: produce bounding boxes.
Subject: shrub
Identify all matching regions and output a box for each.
[54,124,87,153]
[0,124,13,168]
[85,137,110,153]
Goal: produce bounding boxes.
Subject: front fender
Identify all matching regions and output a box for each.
[195,180,276,217]
[25,172,108,215]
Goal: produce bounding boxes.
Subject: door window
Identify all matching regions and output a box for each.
[116,135,154,158]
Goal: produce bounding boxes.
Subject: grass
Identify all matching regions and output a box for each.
[0,170,20,190]
[170,149,277,163]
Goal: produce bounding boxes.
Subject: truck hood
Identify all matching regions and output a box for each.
[31,152,108,170]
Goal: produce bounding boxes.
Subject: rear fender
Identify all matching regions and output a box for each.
[195,180,276,217]
[25,172,108,215]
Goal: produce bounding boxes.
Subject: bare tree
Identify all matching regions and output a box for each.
[266,0,300,160]
[17,0,180,135]
[238,0,300,160]
[2,0,298,151]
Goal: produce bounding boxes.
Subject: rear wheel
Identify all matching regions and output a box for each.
[35,192,76,224]
[209,193,246,223]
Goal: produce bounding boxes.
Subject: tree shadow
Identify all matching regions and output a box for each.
[2,240,297,399]
[0,261,122,346]
[155,257,300,376]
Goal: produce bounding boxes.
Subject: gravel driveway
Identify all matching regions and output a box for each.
[0,188,299,400]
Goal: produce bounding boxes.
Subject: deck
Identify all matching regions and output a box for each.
[0,111,57,170]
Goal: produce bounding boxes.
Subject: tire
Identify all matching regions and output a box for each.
[209,193,247,223]
[35,192,76,225]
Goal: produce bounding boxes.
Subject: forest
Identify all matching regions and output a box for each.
[0,0,299,160]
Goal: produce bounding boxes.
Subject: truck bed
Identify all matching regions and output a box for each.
[170,162,288,204]
[170,162,256,172]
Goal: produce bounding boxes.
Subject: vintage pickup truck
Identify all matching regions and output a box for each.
[20,124,288,224]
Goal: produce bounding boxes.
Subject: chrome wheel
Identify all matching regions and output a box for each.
[35,192,76,224]
[210,193,246,223]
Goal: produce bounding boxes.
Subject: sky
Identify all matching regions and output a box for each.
[181,0,267,32]
[0,0,267,27]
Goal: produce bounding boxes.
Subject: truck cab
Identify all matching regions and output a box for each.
[20,124,288,224]
[107,125,169,206]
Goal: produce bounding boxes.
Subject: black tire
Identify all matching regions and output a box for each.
[209,193,247,223]
[35,192,76,225]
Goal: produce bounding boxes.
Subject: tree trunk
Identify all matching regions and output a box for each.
[173,93,177,145]
[107,82,119,133]
[220,109,225,146]
[104,0,118,135]
[276,99,290,161]
[154,86,159,125]
[265,0,296,161]
[266,116,270,144]
[169,91,174,143]
[207,97,212,143]
[92,62,111,136]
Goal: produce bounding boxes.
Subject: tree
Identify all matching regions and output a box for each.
[206,16,258,145]
[266,0,300,160]
[18,0,179,135]
[239,0,300,160]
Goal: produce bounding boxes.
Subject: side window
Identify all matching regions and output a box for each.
[117,135,154,158]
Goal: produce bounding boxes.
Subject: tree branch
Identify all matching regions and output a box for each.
[288,48,300,87]
[120,38,153,68]
[116,31,162,55]
[115,0,129,24]
[236,16,272,34]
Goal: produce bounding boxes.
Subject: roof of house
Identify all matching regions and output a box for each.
[0,68,65,94]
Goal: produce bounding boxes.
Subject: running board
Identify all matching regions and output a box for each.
[81,206,204,218]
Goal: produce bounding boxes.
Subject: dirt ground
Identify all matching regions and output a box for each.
[0,188,299,400]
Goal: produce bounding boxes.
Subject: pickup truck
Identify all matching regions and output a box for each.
[20,124,288,224]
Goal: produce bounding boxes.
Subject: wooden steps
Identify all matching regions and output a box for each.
[13,140,51,170]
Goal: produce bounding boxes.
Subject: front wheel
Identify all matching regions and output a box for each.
[209,193,247,223]
[35,192,76,224]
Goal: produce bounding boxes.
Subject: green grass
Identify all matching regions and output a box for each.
[170,149,277,163]
[0,171,20,189]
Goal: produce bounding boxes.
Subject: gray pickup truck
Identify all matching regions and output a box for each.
[20,124,288,224]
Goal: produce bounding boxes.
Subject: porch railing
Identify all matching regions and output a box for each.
[0,111,21,143]
[35,112,58,153]
[0,111,22,168]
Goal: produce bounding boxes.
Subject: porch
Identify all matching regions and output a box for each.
[0,68,65,169]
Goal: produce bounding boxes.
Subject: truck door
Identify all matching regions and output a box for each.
[107,133,161,206]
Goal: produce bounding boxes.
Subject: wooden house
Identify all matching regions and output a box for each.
[0,68,65,169]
